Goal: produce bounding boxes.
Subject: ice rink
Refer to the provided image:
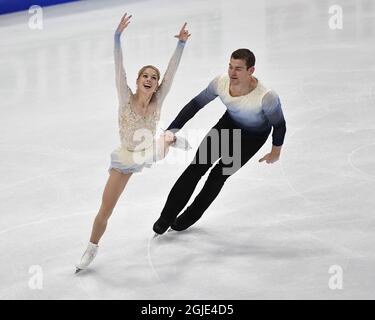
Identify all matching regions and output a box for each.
[0,0,374,299]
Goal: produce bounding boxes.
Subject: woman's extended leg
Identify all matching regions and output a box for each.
[90,169,132,244]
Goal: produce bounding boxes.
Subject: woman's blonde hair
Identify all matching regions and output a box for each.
[137,65,161,81]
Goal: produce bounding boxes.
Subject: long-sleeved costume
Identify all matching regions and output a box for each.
[109,32,185,174]
[153,74,287,234]
[167,73,286,146]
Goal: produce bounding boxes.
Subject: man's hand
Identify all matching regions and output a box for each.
[157,130,176,160]
[161,130,176,145]
[259,145,282,164]
[174,22,191,42]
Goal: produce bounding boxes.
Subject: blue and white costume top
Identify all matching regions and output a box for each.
[167,73,286,146]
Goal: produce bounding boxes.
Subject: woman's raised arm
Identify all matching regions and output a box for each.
[114,13,132,107]
[156,22,191,104]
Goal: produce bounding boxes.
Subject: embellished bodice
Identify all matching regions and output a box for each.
[118,99,160,151]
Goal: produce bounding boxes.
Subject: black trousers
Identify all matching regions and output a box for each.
[159,112,270,230]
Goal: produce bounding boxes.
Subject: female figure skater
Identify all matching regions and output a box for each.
[75,13,190,273]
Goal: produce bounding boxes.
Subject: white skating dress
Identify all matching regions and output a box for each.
[109,32,186,174]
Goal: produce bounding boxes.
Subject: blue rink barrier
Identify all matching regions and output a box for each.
[0,0,80,15]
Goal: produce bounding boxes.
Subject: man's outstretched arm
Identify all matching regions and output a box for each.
[166,78,219,132]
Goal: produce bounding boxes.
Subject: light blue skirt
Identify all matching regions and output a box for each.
[108,145,157,174]
[108,134,191,175]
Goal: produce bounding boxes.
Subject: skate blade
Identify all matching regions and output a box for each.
[153,233,160,238]
[167,227,174,233]
[75,268,82,274]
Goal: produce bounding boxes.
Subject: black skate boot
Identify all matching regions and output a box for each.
[171,211,202,232]
[153,216,171,235]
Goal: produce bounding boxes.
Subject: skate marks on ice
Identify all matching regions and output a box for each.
[146,228,213,298]
[147,234,173,297]
[145,222,343,299]
[347,142,375,180]
[0,207,103,299]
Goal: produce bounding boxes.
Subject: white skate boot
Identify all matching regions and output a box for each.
[75,242,98,273]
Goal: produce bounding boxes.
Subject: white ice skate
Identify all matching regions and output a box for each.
[75,242,99,274]
[172,134,191,151]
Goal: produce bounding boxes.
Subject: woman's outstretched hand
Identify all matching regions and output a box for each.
[116,13,132,34]
[174,22,191,42]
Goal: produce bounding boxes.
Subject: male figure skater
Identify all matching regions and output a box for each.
[153,48,286,235]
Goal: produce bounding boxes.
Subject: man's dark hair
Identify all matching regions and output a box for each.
[231,49,256,69]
